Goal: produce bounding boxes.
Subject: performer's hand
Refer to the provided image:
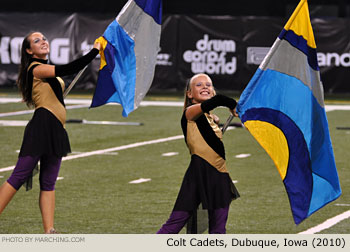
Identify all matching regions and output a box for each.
[94,37,104,51]
[93,42,101,51]
[212,114,220,124]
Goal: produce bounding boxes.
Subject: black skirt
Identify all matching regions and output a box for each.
[173,154,239,211]
[19,107,71,158]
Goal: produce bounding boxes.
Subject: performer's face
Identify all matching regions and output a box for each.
[187,74,214,104]
[26,32,50,59]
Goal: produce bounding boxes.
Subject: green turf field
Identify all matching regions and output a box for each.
[0,92,349,234]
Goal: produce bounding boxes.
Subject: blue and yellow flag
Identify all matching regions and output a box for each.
[237,0,341,224]
[91,0,162,117]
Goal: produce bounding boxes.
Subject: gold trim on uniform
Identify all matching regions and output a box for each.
[186,113,228,173]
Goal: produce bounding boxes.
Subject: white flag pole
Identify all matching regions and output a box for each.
[63,65,88,98]
[221,114,234,134]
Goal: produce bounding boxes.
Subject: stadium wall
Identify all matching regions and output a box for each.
[0,13,349,93]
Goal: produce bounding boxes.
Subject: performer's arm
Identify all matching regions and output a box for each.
[32,41,101,79]
[186,94,238,121]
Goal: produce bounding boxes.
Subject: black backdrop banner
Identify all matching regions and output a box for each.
[1,13,349,93]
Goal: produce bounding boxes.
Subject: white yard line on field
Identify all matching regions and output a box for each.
[0,97,92,104]
[0,166,15,172]
[0,104,89,118]
[62,135,184,161]
[0,135,184,173]
[298,210,350,234]
[0,98,183,118]
[0,120,28,126]
[325,105,350,112]
[0,97,184,106]
[235,153,251,158]
[162,152,179,157]
[129,178,151,184]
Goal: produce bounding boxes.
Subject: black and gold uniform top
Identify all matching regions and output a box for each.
[28,59,66,126]
[181,111,227,173]
[25,48,100,126]
[19,58,70,159]
[173,110,239,212]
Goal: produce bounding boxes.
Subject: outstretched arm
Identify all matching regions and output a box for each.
[185,94,237,121]
[32,41,101,79]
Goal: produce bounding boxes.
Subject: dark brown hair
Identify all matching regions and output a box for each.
[17,32,37,107]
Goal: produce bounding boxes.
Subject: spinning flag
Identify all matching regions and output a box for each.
[91,0,162,117]
[237,0,341,224]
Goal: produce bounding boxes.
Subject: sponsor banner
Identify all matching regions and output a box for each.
[0,13,77,86]
[152,15,179,91]
[312,18,350,93]
[0,13,349,92]
[178,16,242,91]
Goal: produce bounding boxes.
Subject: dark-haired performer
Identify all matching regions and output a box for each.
[157,73,240,234]
[0,32,100,233]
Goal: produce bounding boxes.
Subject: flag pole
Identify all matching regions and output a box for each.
[63,65,88,98]
[221,114,234,134]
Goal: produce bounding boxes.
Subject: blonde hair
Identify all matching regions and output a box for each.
[183,73,215,110]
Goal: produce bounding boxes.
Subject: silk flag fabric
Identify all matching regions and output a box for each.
[91,0,162,117]
[237,0,341,224]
